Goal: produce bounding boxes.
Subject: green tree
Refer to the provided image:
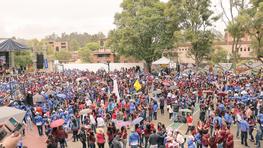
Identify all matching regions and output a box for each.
[78,48,92,63]
[85,42,100,51]
[54,51,72,62]
[209,47,228,64]
[68,39,80,51]
[108,0,175,72]
[14,51,33,67]
[220,0,249,71]
[241,0,263,63]
[170,0,218,68]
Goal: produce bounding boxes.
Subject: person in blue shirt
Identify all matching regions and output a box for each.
[130,102,136,114]
[224,111,233,128]
[129,130,140,148]
[153,101,158,120]
[34,112,43,136]
[194,132,201,148]
[188,136,196,148]
[239,118,249,146]
[213,116,222,128]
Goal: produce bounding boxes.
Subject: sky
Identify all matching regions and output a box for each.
[0,0,226,39]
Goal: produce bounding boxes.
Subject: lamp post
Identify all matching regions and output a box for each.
[107,62,110,72]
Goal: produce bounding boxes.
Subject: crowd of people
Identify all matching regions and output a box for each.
[0,67,262,148]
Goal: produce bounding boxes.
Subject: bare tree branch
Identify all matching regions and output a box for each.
[220,0,231,22]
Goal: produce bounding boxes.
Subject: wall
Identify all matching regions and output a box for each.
[62,63,144,72]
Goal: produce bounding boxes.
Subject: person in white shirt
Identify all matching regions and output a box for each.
[97,116,105,128]
[167,105,173,119]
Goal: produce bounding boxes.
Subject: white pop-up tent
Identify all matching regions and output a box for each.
[152,57,171,65]
[0,106,26,123]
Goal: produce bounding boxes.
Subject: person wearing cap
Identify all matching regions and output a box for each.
[34,112,44,136]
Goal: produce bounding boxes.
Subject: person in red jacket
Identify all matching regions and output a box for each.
[209,136,217,148]
[201,133,210,148]
[225,133,234,148]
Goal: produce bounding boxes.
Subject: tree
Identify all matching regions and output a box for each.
[85,42,100,51]
[54,51,72,62]
[241,0,263,63]
[219,0,249,71]
[14,51,33,67]
[78,48,92,63]
[209,47,228,64]
[68,39,79,51]
[170,0,218,68]
[108,0,175,72]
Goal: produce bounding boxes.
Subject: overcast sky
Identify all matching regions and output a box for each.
[0,0,225,39]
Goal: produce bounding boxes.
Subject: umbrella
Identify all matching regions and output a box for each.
[169,85,177,90]
[217,92,227,96]
[33,94,45,104]
[165,75,171,78]
[57,94,66,99]
[162,81,170,86]
[241,90,248,95]
[45,90,55,96]
[50,119,65,128]
[79,108,92,115]
[152,89,162,95]
[179,109,192,113]
[116,121,132,127]
[203,90,213,94]
[132,117,144,125]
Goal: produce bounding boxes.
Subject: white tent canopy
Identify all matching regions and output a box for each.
[0,107,26,123]
[152,57,171,65]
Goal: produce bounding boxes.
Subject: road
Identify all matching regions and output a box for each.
[23,105,258,148]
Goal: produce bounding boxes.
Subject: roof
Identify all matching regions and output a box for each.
[0,39,31,52]
[93,49,113,55]
[152,57,171,65]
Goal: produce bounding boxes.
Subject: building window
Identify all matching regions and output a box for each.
[61,46,66,48]
[55,47,59,52]
[61,42,66,45]
[98,54,110,58]
[248,47,250,51]
[240,48,242,52]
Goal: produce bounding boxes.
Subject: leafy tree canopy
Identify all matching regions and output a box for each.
[108,0,177,71]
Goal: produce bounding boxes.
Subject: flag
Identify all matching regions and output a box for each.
[134,80,141,91]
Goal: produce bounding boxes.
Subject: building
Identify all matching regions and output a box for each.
[91,49,139,63]
[174,32,255,63]
[92,49,115,63]
[46,41,68,52]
